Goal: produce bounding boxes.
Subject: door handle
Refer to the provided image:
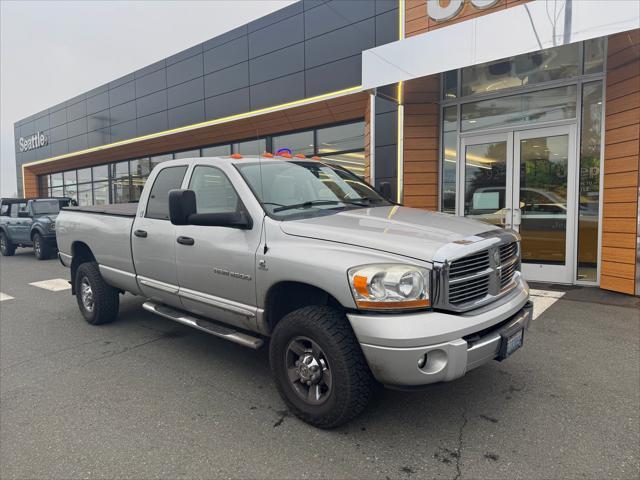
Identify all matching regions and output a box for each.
[177,236,195,246]
[512,209,522,227]
[500,208,512,228]
[134,229,147,238]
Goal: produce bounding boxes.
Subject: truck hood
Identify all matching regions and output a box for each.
[279,206,500,262]
[35,214,58,223]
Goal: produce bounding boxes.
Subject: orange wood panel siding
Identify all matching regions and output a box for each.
[25,92,368,197]
[405,0,530,38]
[601,29,640,295]
[403,75,440,210]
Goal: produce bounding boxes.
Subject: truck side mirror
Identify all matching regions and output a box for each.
[169,189,196,225]
[169,189,253,229]
[377,181,392,201]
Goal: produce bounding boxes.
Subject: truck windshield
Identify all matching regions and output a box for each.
[32,199,61,215]
[235,161,391,219]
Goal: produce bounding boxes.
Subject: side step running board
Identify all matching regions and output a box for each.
[142,301,264,350]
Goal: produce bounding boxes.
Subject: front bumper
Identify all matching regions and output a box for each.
[348,278,531,387]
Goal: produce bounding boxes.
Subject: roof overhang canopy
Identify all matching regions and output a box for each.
[362,0,640,90]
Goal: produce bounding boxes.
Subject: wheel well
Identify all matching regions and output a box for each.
[264,282,342,333]
[30,228,44,240]
[70,242,96,294]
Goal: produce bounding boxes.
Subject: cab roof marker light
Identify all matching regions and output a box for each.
[262,152,274,158]
[230,153,243,159]
[294,153,306,159]
[278,152,292,158]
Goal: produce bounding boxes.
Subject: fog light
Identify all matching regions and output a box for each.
[417,355,427,368]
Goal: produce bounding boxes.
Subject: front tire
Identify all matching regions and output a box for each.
[269,305,375,429]
[33,233,52,260]
[75,262,120,325]
[0,232,15,256]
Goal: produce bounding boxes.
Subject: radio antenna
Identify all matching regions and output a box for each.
[256,130,269,254]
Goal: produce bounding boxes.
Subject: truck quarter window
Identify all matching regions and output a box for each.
[188,166,240,214]
[0,204,8,216]
[145,166,188,220]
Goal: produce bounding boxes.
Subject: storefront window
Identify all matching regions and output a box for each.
[51,187,63,198]
[234,139,266,156]
[51,172,63,187]
[583,38,605,74]
[317,122,364,153]
[577,81,603,282]
[77,183,93,206]
[461,85,577,131]
[202,145,231,157]
[174,149,200,159]
[93,165,108,181]
[130,158,151,201]
[63,170,77,186]
[77,168,92,183]
[441,106,457,214]
[273,131,314,156]
[64,184,77,203]
[461,43,580,97]
[442,70,458,100]
[93,181,109,205]
[111,161,130,203]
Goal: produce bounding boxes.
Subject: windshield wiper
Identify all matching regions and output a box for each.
[273,200,343,213]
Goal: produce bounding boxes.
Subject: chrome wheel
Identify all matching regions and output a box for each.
[285,336,333,406]
[80,277,94,312]
[0,235,6,254]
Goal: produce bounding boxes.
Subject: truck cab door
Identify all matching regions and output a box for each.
[174,164,262,332]
[131,165,188,308]
[8,202,29,243]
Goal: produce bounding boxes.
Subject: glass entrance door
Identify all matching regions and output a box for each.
[459,125,577,283]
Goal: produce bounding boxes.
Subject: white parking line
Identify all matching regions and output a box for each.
[529,288,566,320]
[29,278,71,292]
[0,292,14,301]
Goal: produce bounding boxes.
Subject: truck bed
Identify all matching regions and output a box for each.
[63,203,138,217]
[56,205,138,292]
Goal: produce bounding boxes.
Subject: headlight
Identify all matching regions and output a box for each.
[348,264,430,311]
[49,222,56,231]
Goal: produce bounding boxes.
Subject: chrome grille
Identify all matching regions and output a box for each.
[499,242,519,289]
[449,274,490,304]
[449,250,489,279]
[434,233,521,312]
[448,250,491,305]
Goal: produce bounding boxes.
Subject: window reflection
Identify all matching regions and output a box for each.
[461,43,580,96]
[577,81,603,281]
[441,106,457,214]
[461,85,577,131]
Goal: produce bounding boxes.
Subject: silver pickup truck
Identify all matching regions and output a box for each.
[56,155,532,428]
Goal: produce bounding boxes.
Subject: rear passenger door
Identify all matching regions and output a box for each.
[8,202,29,243]
[132,164,188,308]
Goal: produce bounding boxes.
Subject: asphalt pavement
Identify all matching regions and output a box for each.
[1,249,639,479]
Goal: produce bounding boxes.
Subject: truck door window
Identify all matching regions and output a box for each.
[0,204,8,216]
[188,166,241,214]
[145,166,188,220]
[10,203,27,218]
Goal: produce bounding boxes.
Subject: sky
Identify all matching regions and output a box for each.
[0,0,294,197]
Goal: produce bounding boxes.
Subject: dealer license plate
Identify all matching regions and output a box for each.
[505,329,523,356]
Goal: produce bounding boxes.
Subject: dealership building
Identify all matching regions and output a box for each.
[13,0,640,295]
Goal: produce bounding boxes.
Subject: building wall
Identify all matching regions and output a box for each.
[405,0,529,38]
[402,75,439,210]
[600,29,640,295]
[15,0,399,195]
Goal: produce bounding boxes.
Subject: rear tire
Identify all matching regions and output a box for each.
[33,233,52,260]
[0,232,15,256]
[269,305,375,429]
[75,262,120,325]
